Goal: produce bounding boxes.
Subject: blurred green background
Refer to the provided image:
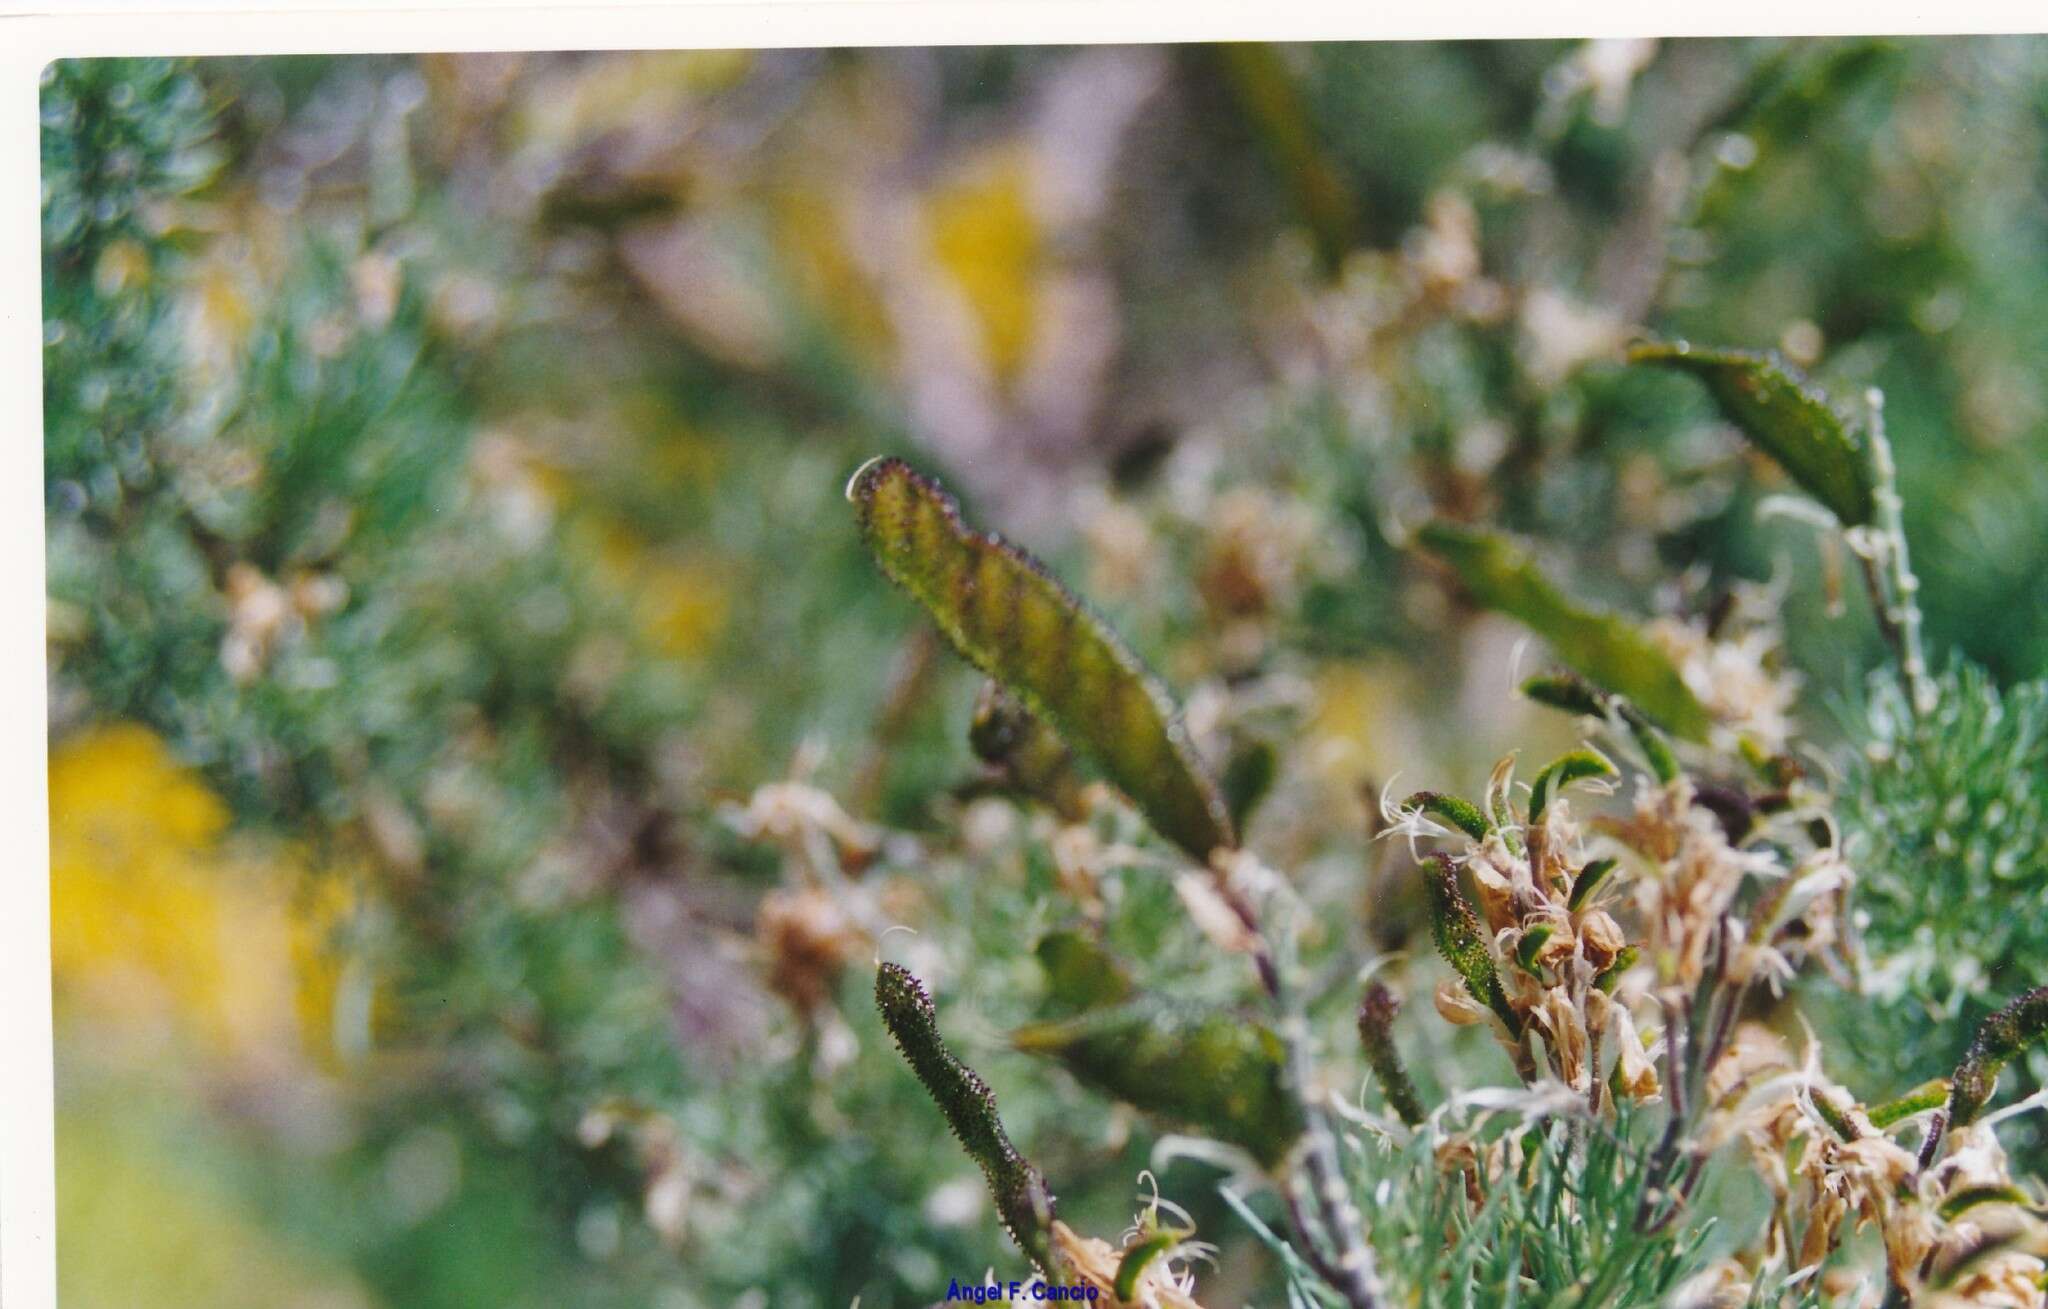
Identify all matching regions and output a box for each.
[41,39,2048,1308]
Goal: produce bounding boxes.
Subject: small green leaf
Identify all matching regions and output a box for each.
[1034,930,1134,1015]
[1419,523,1711,741]
[1525,671,1680,783]
[875,963,1058,1271]
[1424,853,1520,1036]
[1949,985,2048,1127]
[1357,980,1427,1127]
[1939,1184,2035,1222]
[1012,1000,1305,1168]
[1114,1231,1183,1303]
[1628,340,1874,526]
[1594,945,1638,993]
[1521,672,1609,718]
[1514,923,1555,976]
[1567,857,1619,913]
[1221,737,1280,835]
[851,457,1233,861]
[1617,701,1681,784]
[1529,748,1617,825]
[1868,1078,1951,1130]
[1490,783,1524,858]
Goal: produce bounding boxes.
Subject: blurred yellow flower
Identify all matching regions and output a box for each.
[569,511,731,662]
[637,556,732,661]
[50,723,374,1068]
[925,149,1043,387]
[1309,663,1395,787]
[771,185,895,367]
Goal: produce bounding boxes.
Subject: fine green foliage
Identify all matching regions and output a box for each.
[1419,523,1712,741]
[1010,1000,1304,1168]
[41,60,221,494]
[1835,662,2048,1108]
[1950,986,2048,1127]
[1628,341,1875,526]
[1355,1116,1733,1309]
[849,455,1234,862]
[874,963,1059,1271]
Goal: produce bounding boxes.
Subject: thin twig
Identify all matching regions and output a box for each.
[1637,991,1693,1232]
[1220,866,1384,1309]
[1860,388,1937,718]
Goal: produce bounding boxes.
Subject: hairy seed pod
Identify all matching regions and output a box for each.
[1424,853,1521,1037]
[1357,981,1427,1127]
[875,963,1058,1272]
[1949,985,2048,1127]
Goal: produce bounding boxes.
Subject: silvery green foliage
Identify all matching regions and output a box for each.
[42,59,221,494]
[1837,662,2048,1116]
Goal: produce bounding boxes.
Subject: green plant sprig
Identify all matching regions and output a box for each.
[874,962,1060,1274]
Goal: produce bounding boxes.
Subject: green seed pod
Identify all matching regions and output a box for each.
[1011,999,1305,1169]
[851,457,1232,863]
